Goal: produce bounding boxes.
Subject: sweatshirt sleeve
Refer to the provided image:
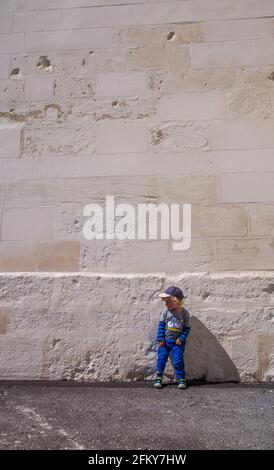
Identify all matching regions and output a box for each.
[156,309,166,341]
[178,310,191,343]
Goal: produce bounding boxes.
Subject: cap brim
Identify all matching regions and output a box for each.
[159,293,171,298]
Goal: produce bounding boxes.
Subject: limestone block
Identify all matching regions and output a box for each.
[150,69,236,94]
[0,124,23,158]
[43,52,88,76]
[54,203,87,241]
[9,295,90,334]
[2,149,274,181]
[14,9,63,32]
[1,206,56,241]
[54,77,95,99]
[221,335,260,382]
[253,39,274,66]
[0,241,80,271]
[262,335,274,381]
[0,34,24,53]
[0,182,5,206]
[0,0,49,9]
[0,273,55,303]
[95,72,148,97]
[59,175,221,205]
[61,1,195,29]
[195,0,274,21]
[191,41,254,68]
[41,333,126,381]
[0,334,44,379]
[208,120,274,150]
[127,45,190,71]
[116,23,204,47]
[0,79,24,102]
[95,120,147,153]
[75,95,156,121]
[149,121,208,151]
[228,89,274,119]
[87,48,128,73]
[257,333,274,382]
[0,12,13,33]
[23,123,96,157]
[25,29,114,52]
[80,238,216,273]
[0,55,10,79]
[192,307,274,337]
[0,307,8,334]
[197,272,274,304]
[6,179,59,207]
[247,204,274,237]
[236,67,274,89]
[39,241,80,271]
[0,242,40,271]
[221,173,274,203]
[156,91,227,120]
[192,205,247,238]
[0,100,44,124]
[25,77,54,101]
[8,52,88,78]
[216,238,274,270]
[203,18,272,41]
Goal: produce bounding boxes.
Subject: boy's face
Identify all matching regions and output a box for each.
[162,295,182,311]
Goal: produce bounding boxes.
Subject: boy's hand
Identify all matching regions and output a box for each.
[158,340,165,347]
[175,338,183,345]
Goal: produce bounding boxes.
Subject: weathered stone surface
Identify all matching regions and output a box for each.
[216,239,274,270]
[221,173,274,203]
[95,120,147,153]
[0,124,24,158]
[5,179,59,207]
[127,45,190,71]
[156,91,227,120]
[195,0,274,21]
[149,121,209,151]
[247,204,274,237]
[0,307,8,334]
[1,206,56,241]
[149,69,237,94]
[209,120,274,150]
[0,0,274,383]
[202,18,272,41]
[25,29,114,52]
[25,77,54,101]
[116,23,204,47]
[0,79,24,102]
[95,72,148,97]
[0,272,273,382]
[80,238,216,273]
[192,205,247,238]
[0,241,80,271]
[191,41,254,68]
[228,89,274,119]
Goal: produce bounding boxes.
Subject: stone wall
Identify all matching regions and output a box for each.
[0,0,274,382]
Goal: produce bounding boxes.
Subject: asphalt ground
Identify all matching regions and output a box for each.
[0,381,273,450]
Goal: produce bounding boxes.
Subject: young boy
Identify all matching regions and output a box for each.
[154,285,191,389]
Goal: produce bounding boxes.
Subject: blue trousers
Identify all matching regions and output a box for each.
[155,339,186,380]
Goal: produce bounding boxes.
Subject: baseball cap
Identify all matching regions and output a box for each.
[159,285,184,300]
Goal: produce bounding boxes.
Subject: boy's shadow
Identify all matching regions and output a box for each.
[152,316,240,386]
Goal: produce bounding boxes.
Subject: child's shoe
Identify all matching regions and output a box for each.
[154,373,163,389]
[177,378,187,389]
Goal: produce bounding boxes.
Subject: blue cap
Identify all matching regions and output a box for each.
[159,285,184,300]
